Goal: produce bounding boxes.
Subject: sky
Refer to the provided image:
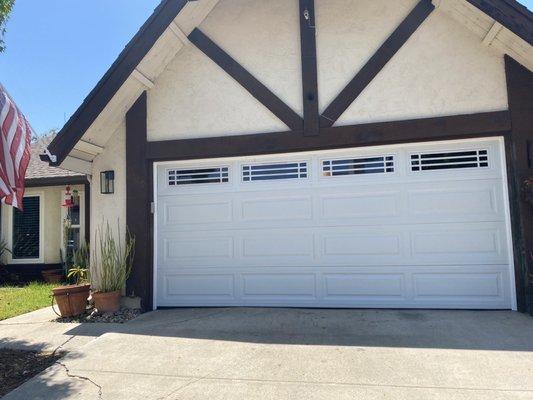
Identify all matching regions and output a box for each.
[0,0,531,136]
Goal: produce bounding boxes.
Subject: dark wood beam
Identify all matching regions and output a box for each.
[126,91,152,309]
[320,0,435,127]
[188,28,304,131]
[25,175,89,188]
[505,55,533,313]
[146,110,510,161]
[299,0,319,136]
[84,182,90,245]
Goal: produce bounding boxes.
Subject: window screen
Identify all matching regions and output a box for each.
[12,196,40,259]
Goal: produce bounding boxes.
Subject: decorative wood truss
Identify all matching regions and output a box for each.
[185,0,436,137]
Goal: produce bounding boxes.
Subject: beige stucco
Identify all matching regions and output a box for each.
[1,184,85,265]
[335,6,508,125]
[90,122,127,248]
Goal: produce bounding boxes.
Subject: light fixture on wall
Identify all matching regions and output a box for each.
[100,171,115,194]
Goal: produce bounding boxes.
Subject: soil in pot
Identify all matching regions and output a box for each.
[52,284,90,317]
[92,290,121,313]
[42,269,63,284]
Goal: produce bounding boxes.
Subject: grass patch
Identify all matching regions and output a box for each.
[0,282,57,321]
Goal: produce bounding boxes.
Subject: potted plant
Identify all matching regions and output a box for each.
[91,222,135,313]
[51,242,91,318]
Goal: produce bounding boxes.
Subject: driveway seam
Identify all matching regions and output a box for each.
[70,368,533,394]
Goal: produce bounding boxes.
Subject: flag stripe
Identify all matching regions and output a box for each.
[0,83,33,210]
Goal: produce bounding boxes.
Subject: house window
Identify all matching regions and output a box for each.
[12,196,41,260]
[168,167,229,186]
[410,150,489,171]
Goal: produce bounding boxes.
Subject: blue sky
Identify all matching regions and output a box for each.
[0,0,531,135]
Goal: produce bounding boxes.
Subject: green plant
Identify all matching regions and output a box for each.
[91,221,135,293]
[67,266,89,285]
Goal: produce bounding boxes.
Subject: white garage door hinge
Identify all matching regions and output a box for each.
[150,202,155,214]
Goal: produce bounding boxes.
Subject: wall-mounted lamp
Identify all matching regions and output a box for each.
[100,170,115,194]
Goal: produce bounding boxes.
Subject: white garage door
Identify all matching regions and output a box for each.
[155,138,516,309]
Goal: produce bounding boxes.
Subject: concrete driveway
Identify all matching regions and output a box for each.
[3,308,533,399]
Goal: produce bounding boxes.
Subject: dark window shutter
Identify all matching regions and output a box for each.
[12,196,40,259]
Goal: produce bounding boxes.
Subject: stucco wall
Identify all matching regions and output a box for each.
[1,184,85,265]
[146,0,507,140]
[90,123,127,247]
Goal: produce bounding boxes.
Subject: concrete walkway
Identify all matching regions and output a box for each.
[2,308,533,399]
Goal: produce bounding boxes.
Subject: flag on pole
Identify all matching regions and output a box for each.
[0,83,32,210]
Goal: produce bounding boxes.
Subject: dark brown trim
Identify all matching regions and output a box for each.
[25,175,89,188]
[188,28,304,131]
[146,111,510,161]
[125,91,151,309]
[299,0,319,136]
[320,0,435,127]
[466,0,533,45]
[46,0,188,165]
[84,182,90,244]
[505,55,533,313]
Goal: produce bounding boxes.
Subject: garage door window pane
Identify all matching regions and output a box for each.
[323,156,394,176]
[12,196,40,259]
[411,150,488,171]
[168,167,229,186]
[242,162,308,181]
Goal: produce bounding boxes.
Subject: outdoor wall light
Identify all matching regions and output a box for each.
[100,170,115,194]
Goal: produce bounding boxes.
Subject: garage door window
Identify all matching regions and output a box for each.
[411,150,488,171]
[242,162,308,182]
[168,167,229,186]
[322,156,394,177]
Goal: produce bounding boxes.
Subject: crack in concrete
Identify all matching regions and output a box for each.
[56,361,103,400]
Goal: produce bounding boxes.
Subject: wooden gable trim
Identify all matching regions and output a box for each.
[466,0,533,45]
[320,0,435,127]
[299,0,320,136]
[188,28,304,131]
[146,110,510,161]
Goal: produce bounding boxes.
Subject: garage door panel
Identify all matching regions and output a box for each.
[406,181,502,222]
[323,274,405,299]
[240,196,313,222]
[320,192,399,220]
[163,237,234,262]
[242,234,314,258]
[242,273,317,299]
[160,197,234,228]
[161,273,236,300]
[321,233,402,257]
[155,138,515,309]
[410,225,507,264]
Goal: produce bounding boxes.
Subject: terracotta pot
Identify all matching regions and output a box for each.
[92,290,121,313]
[52,284,90,317]
[42,269,64,284]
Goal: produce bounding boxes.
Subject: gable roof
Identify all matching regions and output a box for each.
[43,0,533,166]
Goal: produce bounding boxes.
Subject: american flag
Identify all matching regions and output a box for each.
[0,83,32,210]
